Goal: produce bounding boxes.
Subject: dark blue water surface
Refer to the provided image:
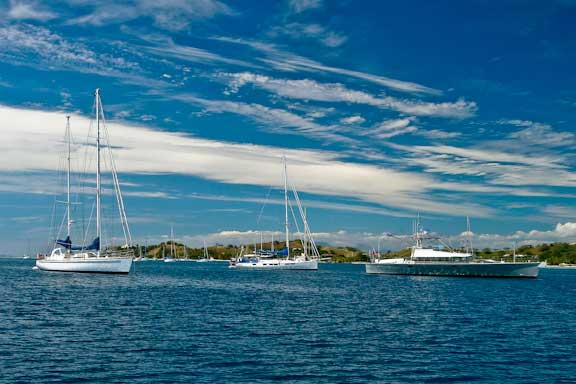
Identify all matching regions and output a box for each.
[1,260,575,383]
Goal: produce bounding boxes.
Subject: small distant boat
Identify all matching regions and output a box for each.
[36,89,134,274]
[366,216,539,278]
[197,240,214,262]
[164,225,177,262]
[230,157,319,270]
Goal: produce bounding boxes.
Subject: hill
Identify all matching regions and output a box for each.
[132,241,576,265]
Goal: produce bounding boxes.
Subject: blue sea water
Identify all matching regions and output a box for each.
[1,260,575,383]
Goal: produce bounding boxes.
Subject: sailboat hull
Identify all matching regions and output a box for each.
[36,257,133,274]
[231,259,318,270]
[365,261,540,278]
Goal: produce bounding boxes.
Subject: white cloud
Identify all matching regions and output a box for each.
[6,0,57,21]
[289,0,323,13]
[272,22,347,47]
[389,143,576,189]
[140,34,257,68]
[470,222,576,249]
[67,0,235,31]
[502,119,575,147]
[213,37,441,95]
[180,229,406,250]
[220,72,476,118]
[172,94,355,144]
[0,104,497,217]
[543,205,576,219]
[340,115,365,125]
[367,118,417,139]
[0,24,165,88]
[418,129,461,139]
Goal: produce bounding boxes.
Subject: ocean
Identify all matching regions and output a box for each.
[1,260,574,383]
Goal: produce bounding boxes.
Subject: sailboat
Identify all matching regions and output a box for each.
[164,225,177,262]
[197,240,213,262]
[366,216,540,278]
[36,89,134,274]
[229,157,319,270]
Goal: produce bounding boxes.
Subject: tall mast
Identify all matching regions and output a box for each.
[283,156,290,258]
[466,216,473,255]
[66,115,71,239]
[171,225,175,258]
[95,88,101,252]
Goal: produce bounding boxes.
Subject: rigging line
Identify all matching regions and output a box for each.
[100,101,132,246]
[292,186,320,258]
[290,183,319,257]
[82,200,96,248]
[287,198,306,256]
[256,186,274,225]
[47,196,58,249]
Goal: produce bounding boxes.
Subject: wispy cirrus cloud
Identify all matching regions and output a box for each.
[365,118,418,139]
[288,0,323,14]
[213,37,442,95]
[139,34,258,68]
[0,104,498,217]
[390,142,576,189]
[171,93,356,144]
[501,119,575,147]
[0,24,173,89]
[5,0,57,21]
[270,22,347,48]
[219,72,477,118]
[65,0,236,31]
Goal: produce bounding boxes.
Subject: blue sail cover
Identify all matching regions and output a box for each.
[56,236,72,248]
[56,236,99,251]
[276,247,289,256]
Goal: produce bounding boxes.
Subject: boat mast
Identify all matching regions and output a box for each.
[466,216,474,256]
[95,88,101,252]
[171,225,175,258]
[283,156,290,258]
[66,115,71,240]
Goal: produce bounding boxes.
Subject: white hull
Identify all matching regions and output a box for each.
[36,257,132,274]
[231,258,318,270]
[366,261,539,278]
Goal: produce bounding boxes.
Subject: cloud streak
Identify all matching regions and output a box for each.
[220,72,476,118]
[0,104,497,217]
[213,37,442,95]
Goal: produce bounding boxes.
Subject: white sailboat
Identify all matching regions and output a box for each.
[164,225,177,262]
[230,157,319,270]
[197,240,214,262]
[36,89,134,274]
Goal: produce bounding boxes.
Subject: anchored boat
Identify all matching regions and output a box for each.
[36,89,134,274]
[230,157,319,270]
[366,217,539,278]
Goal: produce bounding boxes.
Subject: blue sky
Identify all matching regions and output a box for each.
[1,0,575,255]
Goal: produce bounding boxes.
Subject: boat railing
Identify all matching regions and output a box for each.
[101,248,135,258]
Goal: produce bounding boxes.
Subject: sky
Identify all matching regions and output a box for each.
[1,0,575,255]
